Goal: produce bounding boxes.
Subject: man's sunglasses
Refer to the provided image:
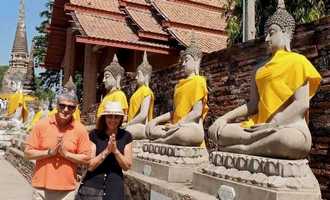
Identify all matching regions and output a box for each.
[58,103,76,112]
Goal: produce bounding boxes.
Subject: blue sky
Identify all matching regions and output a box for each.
[0,0,47,65]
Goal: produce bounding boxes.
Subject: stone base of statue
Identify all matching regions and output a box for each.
[132,142,208,183]
[192,151,321,200]
[132,139,149,157]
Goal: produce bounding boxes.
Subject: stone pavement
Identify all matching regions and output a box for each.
[0,155,32,200]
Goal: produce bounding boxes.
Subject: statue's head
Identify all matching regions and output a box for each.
[180,33,203,76]
[265,0,295,52]
[57,76,78,105]
[103,54,125,90]
[136,51,152,86]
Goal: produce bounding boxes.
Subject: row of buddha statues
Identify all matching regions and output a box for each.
[2,0,322,161]
[97,0,322,160]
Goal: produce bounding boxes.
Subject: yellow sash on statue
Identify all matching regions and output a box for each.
[172,75,208,124]
[242,50,322,127]
[128,85,154,122]
[27,110,43,131]
[48,108,81,121]
[97,90,128,118]
[7,92,29,122]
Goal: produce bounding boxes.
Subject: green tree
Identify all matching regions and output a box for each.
[33,1,60,99]
[33,1,83,101]
[225,0,326,45]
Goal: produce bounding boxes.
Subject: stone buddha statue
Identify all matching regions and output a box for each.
[125,51,155,140]
[146,39,208,146]
[208,0,322,159]
[96,54,128,119]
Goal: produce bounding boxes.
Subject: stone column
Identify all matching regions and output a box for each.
[63,27,75,83]
[82,44,97,113]
[242,0,256,42]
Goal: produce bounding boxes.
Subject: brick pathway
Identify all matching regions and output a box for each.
[0,156,32,200]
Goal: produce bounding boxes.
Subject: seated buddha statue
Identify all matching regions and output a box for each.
[146,39,208,146]
[125,52,154,139]
[208,0,322,159]
[96,54,128,119]
[4,80,29,129]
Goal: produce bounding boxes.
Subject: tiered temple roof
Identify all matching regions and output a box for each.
[45,0,230,69]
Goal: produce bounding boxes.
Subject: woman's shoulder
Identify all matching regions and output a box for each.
[118,128,133,143]
[89,129,106,141]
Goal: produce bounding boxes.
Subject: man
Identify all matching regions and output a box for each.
[24,77,91,200]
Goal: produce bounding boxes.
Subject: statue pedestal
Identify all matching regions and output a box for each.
[132,142,208,183]
[132,139,149,156]
[192,151,321,200]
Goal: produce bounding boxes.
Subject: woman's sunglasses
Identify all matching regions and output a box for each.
[58,103,76,112]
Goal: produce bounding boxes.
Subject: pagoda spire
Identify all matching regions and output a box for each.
[12,0,28,54]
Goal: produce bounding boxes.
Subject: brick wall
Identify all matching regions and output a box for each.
[122,17,330,199]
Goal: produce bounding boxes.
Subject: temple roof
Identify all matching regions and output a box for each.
[168,27,227,53]
[45,0,230,69]
[73,12,170,53]
[151,0,227,31]
[125,7,167,35]
[12,0,28,54]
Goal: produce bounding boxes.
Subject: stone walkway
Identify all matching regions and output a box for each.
[0,155,32,200]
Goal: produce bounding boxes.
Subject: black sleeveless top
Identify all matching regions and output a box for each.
[82,129,132,200]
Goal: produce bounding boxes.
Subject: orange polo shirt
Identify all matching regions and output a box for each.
[25,116,91,191]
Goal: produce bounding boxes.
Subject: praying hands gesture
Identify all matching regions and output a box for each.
[107,134,119,154]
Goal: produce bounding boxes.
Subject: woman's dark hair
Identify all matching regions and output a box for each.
[96,115,124,131]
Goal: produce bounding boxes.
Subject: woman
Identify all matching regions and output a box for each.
[76,101,133,200]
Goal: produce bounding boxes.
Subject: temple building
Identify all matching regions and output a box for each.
[2,0,35,94]
[44,0,230,112]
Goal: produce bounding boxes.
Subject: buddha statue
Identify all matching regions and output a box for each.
[208,0,322,159]
[125,51,155,139]
[96,54,128,119]
[146,39,208,146]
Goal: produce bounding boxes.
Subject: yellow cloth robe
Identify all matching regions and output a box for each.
[97,90,128,118]
[242,50,322,127]
[48,108,81,121]
[172,75,208,124]
[128,85,154,122]
[6,92,29,122]
[26,110,43,131]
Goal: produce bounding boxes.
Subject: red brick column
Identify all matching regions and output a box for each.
[82,44,97,113]
[63,27,75,83]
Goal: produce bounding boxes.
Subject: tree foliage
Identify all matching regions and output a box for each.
[225,0,326,45]
[32,1,60,101]
[33,1,83,102]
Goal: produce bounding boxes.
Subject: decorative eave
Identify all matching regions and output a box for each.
[167,27,227,53]
[162,21,227,36]
[137,31,170,41]
[169,0,226,12]
[119,1,169,42]
[76,36,172,55]
[151,0,227,32]
[118,0,149,10]
[64,3,125,21]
